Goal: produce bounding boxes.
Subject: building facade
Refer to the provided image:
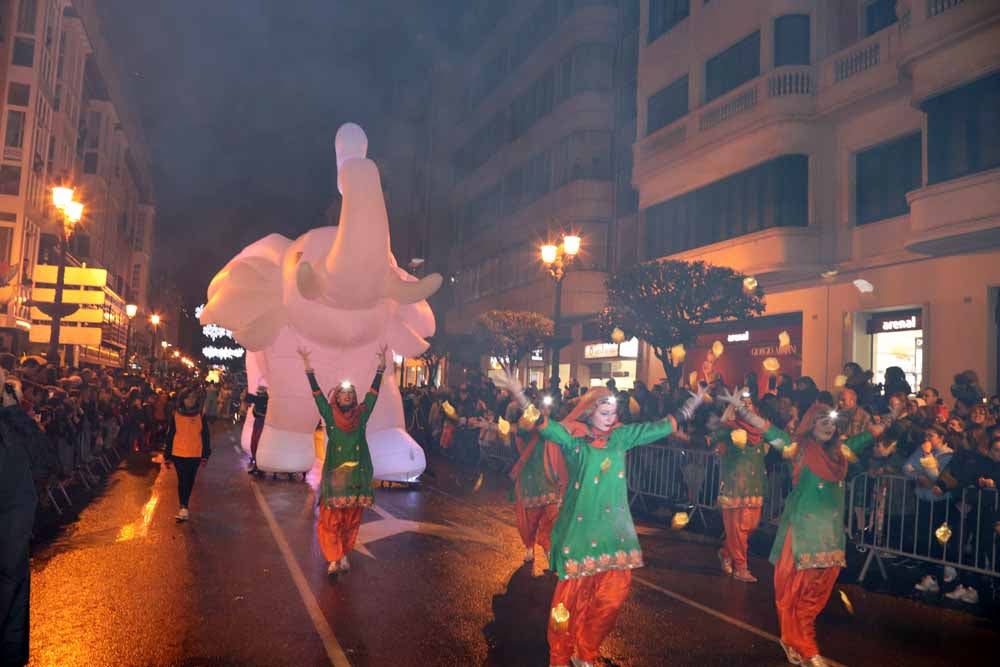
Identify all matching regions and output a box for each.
[0,0,155,364]
[427,0,643,389]
[633,0,1000,394]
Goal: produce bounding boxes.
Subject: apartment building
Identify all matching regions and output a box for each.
[428,0,642,389]
[0,0,155,364]
[633,0,1000,395]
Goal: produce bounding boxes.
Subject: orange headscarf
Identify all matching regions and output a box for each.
[560,387,621,444]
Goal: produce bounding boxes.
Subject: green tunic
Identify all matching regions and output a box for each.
[769,431,874,570]
[514,429,562,507]
[713,426,786,509]
[538,417,675,581]
[308,370,377,509]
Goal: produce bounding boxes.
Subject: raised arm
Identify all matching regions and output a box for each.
[618,416,676,450]
[362,345,389,419]
[298,347,334,426]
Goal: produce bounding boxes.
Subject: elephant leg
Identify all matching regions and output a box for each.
[255,427,318,474]
[367,427,427,483]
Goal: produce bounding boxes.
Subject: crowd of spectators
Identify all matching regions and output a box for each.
[0,353,243,522]
[401,362,1000,608]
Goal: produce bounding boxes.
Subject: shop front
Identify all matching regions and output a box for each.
[854,308,924,390]
[582,337,639,390]
[684,313,803,395]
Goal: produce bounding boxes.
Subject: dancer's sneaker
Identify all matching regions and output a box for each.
[943,566,958,583]
[804,656,829,667]
[733,569,758,583]
[524,547,535,563]
[717,549,733,575]
[779,640,802,665]
[339,555,350,572]
[914,575,939,593]
[944,584,968,601]
[175,507,190,522]
[327,561,339,575]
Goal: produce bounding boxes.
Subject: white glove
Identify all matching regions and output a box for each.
[677,385,710,422]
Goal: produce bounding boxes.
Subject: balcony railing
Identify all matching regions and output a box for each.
[699,84,758,131]
[927,0,966,18]
[767,66,815,97]
[834,39,881,82]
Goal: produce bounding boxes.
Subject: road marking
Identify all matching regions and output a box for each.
[421,481,847,667]
[251,481,351,667]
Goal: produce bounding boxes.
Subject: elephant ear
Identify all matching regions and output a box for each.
[201,234,290,351]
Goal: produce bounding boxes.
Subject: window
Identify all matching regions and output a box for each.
[16,0,37,34]
[4,111,25,150]
[0,165,21,195]
[865,0,898,37]
[774,15,810,67]
[132,220,145,251]
[131,263,142,291]
[647,75,688,134]
[925,72,1000,185]
[645,154,808,256]
[73,234,90,258]
[705,32,760,102]
[572,43,614,92]
[0,227,12,265]
[12,37,34,67]
[83,152,98,174]
[648,0,689,43]
[7,83,30,107]
[856,133,921,225]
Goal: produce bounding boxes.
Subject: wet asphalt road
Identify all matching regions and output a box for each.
[28,422,998,666]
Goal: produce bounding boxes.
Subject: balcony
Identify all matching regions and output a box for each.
[665,226,822,284]
[905,167,1000,255]
[897,0,1000,103]
[635,65,816,184]
[816,28,903,115]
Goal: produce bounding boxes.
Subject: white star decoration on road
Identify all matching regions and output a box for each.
[352,503,496,559]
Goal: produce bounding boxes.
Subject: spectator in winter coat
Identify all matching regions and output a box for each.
[883,367,913,403]
[950,370,985,418]
[843,362,877,411]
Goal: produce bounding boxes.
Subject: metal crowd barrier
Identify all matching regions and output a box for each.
[480,433,517,470]
[40,417,124,516]
[848,472,999,583]
[626,444,720,526]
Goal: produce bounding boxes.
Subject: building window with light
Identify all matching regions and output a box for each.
[7,83,30,107]
[855,132,921,225]
[0,226,13,266]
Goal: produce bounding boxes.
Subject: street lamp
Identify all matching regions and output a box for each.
[44,186,85,365]
[123,303,138,369]
[540,233,581,385]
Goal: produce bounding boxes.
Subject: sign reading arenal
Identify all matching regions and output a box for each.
[865,309,922,335]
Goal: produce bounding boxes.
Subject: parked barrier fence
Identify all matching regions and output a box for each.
[624,445,1000,583]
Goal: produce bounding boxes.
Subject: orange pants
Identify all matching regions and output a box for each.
[317,506,364,562]
[721,506,762,572]
[548,569,631,665]
[773,531,839,661]
[516,501,560,552]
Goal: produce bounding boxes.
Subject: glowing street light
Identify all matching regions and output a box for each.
[123,304,138,369]
[45,185,85,364]
[539,233,582,386]
[150,313,161,326]
[125,303,138,319]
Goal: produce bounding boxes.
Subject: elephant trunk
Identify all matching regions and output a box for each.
[321,158,391,309]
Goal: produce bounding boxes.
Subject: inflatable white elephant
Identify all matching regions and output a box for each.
[200,123,441,481]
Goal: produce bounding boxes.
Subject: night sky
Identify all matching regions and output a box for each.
[99,0,460,307]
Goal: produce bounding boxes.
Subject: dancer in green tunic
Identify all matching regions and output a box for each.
[297,345,386,575]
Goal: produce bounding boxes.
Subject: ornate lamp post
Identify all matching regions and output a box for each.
[539,234,580,384]
[44,186,84,364]
[123,303,138,369]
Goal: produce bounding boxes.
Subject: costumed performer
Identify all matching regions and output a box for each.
[510,397,567,565]
[497,371,705,667]
[746,396,892,667]
[710,389,781,583]
[297,345,386,575]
